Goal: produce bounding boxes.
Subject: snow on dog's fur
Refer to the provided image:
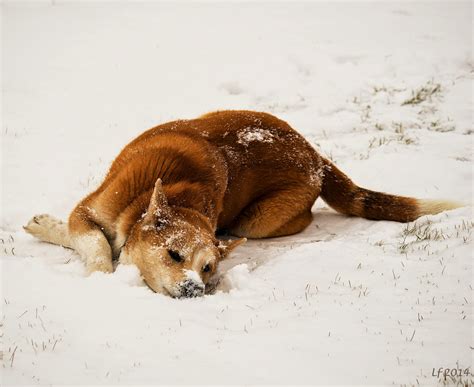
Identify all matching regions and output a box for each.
[24,110,461,297]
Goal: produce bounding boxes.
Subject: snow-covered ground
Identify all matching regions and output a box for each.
[1,2,472,385]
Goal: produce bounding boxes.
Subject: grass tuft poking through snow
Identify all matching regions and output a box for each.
[402,80,442,106]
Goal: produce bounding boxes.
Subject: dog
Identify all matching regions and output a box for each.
[24,110,460,297]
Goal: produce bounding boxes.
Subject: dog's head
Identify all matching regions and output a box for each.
[121,179,245,298]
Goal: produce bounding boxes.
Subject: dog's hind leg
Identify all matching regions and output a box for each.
[24,214,73,248]
[229,185,318,238]
[68,205,113,274]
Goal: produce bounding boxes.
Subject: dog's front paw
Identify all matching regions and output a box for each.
[23,214,63,240]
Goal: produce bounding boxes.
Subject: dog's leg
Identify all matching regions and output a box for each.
[229,185,318,238]
[24,214,73,248]
[68,206,113,274]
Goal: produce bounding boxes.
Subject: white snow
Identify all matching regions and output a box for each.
[1,2,472,386]
[237,127,274,145]
[218,263,252,292]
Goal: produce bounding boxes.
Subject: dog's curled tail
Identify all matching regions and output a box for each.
[319,159,462,222]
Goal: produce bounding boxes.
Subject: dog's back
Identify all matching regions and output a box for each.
[95,110,323,232]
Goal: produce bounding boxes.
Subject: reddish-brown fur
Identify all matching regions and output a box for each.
[77,111,323,242]
[24,110,459,297]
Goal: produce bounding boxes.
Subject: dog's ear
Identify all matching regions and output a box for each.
[217,237,247,260]
[144,179,170,224]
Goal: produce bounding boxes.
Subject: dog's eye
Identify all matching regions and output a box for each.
[168,250,184,263]
[202,264,211,273]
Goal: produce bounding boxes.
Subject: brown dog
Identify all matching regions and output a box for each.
[24,110,459,297]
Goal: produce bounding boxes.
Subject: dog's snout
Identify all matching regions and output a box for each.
[179,279,205,298]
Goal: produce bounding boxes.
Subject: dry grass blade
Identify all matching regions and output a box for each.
[402,82,441,105]
[10,345,18,367]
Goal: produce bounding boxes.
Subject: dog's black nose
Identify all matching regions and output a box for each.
[179,279,205,298]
